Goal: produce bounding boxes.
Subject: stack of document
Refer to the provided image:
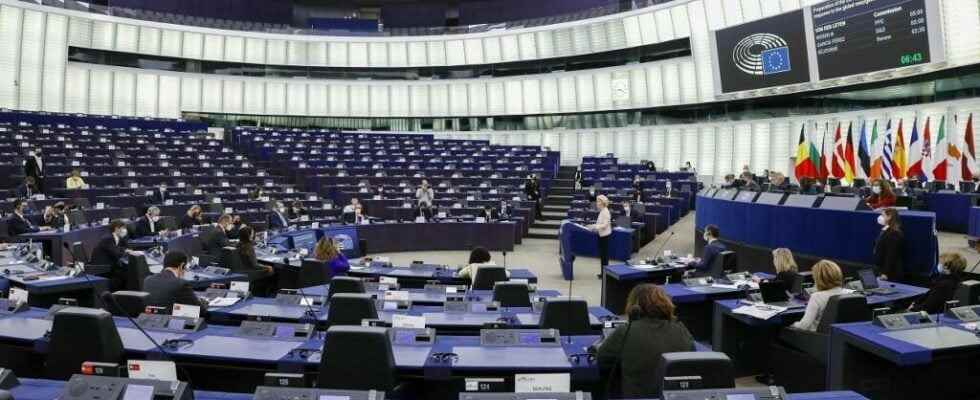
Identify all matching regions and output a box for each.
[207,297,241,307]
[732,303,787,320]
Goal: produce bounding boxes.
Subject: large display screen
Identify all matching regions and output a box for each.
[712,9,813,93]
[712,0,945,94]
[811,0,941,80]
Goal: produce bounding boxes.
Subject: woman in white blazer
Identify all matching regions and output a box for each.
[589,194,613,278]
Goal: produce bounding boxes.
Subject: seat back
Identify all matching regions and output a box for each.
[298,259,334,288]
[655,352,735,397]
[492,282,531,307]
[220,247,243,271]
[45,307,124,379]
[68,209,87,227]
[816,293,870,334]
[472,266,508,290]
[317,326,397,391]
[70,241,89,264]
[708,251,736,278]
[538,297,591,335]
[956,280,980,306]
[109,291,149,317]
[124,254,152,291]
[327,276,365,299]
[326,293,378,327]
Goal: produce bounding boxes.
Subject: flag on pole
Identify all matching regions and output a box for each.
[831,122,845,180]
[907,117,924,180]
[963,113,976,182]
[933,115,948,181]
[870,120,883,180]
[892,119,907,180]
[844,122,856,184]
[882,120,894,180]
[819,123,830,180]
[948,115,963,187]
[921,116,933,181]
[794,124,816,180]
[858,121,871,179]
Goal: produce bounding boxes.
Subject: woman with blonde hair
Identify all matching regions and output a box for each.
[595,284,694,398]
[791,260,845,332]
[313,237,350,275]
[910,252,967,314]
[762,248,801,294]
[66,169,87,189]
[589,194,612,278]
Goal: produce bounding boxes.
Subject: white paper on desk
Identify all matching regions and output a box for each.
[392,314,426,329]
[631,264,656,270]
[207,297,240,307]
[732,304,787,320]
[514,373,570,393]
[122,384,155,400]
[385,290,410,301]
[711,284,741,290]
[962,322,978,331]
[229,281,250,293]
[8,287,28,304]
[127,360,177,382]
[380,276,398,285]
[172,303,201,318]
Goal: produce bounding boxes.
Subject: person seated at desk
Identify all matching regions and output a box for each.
[622,201,638,222]
[645,161,657,172]
[457,247,507,284]
[233,225,275,296]
[65,169,87,190]
[267,201,291,230]
[179,205,206,230]
[790,260,845,332]
[16,176,39,199]
[681,161,695,173]
[416,180,434,207]
[313,237,350,276]
[909,252,967,314]
[353,204,370,224]
[688,225,726,275]
[143,250,208,312]
[631,176,644,203]
[595,284,694,398]
[132,206,165,238]
[248,186,265,201]
[288,201,308,221]
[481,205,499,221]
[720,174,737,189]
[152,183,170,204]
[799,177,824,195]
[755,248,800,293]
[202,214,233,256]
[767,173,791,192]
[739,172,761,191]
[91,220,135,291]
[864,179,896,209]
[6,199,49,236]
[342,198,360,214]
[40,202,70,230]
[874,207,905,282]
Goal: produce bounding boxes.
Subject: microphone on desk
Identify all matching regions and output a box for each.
[98,291,195,385]
[649,231,676,263]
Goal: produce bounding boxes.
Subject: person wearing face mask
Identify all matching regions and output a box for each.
[153,183,169,204]
[90,220,133,291]
[6,199,47,236]
[873,208,905,282]
[689,225,727,275]
[909,252,967,314]
[44,202,71,230]
[416,180,434,208]
[267,202,290,230]
[133,206,164,238]
[864,179,896,209]
[180,205,205,230]
[23,147,44,194]
[234,225,275,296]
[202,214,233,256]
[143,250,208,312]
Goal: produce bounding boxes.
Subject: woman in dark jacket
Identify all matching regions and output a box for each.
[595,284,695,398]
[873,208,905,282]
[235,225,275,295]
[910,252,967,314]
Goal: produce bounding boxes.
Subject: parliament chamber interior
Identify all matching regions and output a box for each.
[1,0,980,399]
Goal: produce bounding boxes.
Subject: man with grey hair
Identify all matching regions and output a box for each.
[133,206,164,238]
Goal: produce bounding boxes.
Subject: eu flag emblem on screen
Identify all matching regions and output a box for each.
[761,47,791,74]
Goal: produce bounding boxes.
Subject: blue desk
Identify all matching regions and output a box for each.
[696,195,938,278]
[10,378,249,400]
[828,320,980,399]
[970,207,980,238]
[711,282,927,375]
[297,284,562,305]
[924,192,979,233]
[558,221,634,281]
[600,263,689,314]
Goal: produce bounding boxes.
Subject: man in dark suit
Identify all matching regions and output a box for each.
[16,177,38,199]
[6,199,46,236]
[267,202,290,230]
[152,183,170,204]
[689,224,727,274]
[739,172,761,192]
[202,214,233,256]
[132,206,164,238]
[143,250,208,312]
[90,220,133,291]
[23,148,44,193]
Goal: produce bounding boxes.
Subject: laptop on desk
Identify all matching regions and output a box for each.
[857,269,898,295]
[759,281,806,309]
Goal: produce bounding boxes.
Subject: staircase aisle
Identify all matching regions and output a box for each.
[527,166,578,240]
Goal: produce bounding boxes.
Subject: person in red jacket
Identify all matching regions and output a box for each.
[865,179,896,209]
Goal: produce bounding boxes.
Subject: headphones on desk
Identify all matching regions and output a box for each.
[568,353,596,365]
[429,352,458,364]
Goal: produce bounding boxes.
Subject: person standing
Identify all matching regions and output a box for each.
[416,179,434,207]
[23,148,44,193]
[524,174,542,218]
[589,195,613,278]
[874,208,905,282]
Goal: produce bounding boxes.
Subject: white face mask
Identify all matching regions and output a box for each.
[937,263,946,274]
[116,229,128,238]
[877,215,886,226]
[872,186,881,194]
[150,215,160,222]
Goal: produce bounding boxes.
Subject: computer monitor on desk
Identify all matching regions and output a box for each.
[782,194,819,208]
[754,192,787,205]
[291,231,317,252]
[733,191,759,203]
[714,189,737,200]
[818,195,868,211]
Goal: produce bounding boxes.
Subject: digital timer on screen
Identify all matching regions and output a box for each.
[810,0,940,80]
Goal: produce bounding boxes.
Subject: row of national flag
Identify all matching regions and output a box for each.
[794,114,978,185]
